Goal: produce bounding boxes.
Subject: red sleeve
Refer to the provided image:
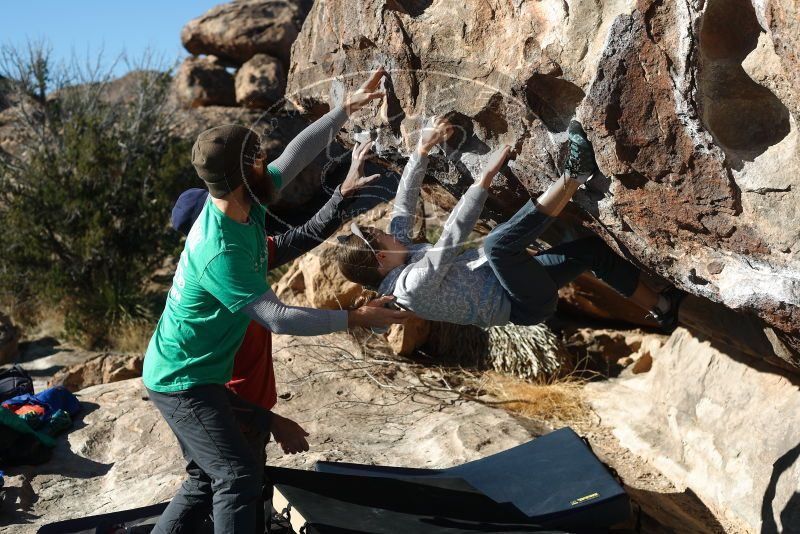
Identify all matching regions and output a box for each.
[227,321,278,411]
[267,236,276,270]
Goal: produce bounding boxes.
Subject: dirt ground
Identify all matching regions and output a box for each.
[1,330,750,533]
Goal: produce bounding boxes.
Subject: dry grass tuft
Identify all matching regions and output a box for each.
[110,318,155,354]
[482,371,591,425]
[0,297,66,342]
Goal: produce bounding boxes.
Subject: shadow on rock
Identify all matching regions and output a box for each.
[761,441,800,534]
[627,486,728,534]
[69,400,101,433]
[679,295,800,383]
[16,336,64,362]
[0,478,39,527]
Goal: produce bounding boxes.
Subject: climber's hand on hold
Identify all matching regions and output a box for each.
[345,67,386,115]
[477,145,512,190]
[341,140,381,198]
[417,115,455,156]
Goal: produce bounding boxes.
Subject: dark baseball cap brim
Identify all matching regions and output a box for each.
[172,188,210,236]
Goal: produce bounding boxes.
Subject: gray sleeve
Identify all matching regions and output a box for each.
[243,289,349,336]
[268,106,349,185]
[388,151,429,246]
[399,184,488,293]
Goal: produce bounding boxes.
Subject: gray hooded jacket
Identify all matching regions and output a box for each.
[377,152,511,327]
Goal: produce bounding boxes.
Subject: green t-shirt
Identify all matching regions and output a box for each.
[143,198,269,392]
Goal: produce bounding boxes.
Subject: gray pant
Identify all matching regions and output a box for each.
[147,384,272,534]
[484,200,640,325]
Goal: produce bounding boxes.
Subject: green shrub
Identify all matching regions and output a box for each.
[0,45,195,346]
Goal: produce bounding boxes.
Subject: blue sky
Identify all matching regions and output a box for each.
[1,2,223,76]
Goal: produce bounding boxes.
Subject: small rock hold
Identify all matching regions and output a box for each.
[706,261,725,275]
[632,352,653,374]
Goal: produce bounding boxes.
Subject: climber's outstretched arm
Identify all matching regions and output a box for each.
[269,67,386,185]
[388,116,454,245]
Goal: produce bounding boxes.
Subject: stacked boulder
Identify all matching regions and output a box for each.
[174,0,309,109]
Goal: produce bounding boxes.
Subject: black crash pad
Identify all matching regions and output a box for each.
[268,466,580,533]
[313,427,629,529]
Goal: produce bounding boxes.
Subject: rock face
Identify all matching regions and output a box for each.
[173,56,236,108]
[564,327,666,376]
[181,0,308,67]
[286,0,800,365]
[49,352,144,392]
[587,328,800,532]
[757,0,800,121]
[235,53,287,108]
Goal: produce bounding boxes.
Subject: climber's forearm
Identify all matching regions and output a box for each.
[388,150,429,246]
[269,106,349,185]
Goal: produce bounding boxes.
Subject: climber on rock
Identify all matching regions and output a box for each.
[335,115,685,334]
[142,68,412,534]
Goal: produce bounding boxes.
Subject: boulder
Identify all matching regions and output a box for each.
[286,0,800,368]
[49,352,144,392]
[587,328,800,532]
[173,56,235,108]
[386,316,430,356]
[0,312,20,364]
[181,1,308,67]
[235,54,287,109]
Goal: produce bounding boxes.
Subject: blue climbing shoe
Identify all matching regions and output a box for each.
[564,120,598,179]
